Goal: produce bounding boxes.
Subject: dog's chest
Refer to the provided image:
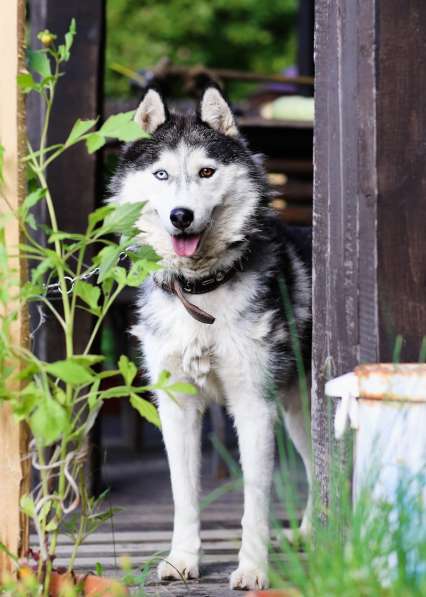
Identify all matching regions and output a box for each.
[139,275,273,387]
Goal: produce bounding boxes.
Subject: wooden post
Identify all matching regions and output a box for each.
[313,0,426,515]
[376,1,426,361]
[28,0,105,360]
[0,0,29,575]
[28,0,105,492]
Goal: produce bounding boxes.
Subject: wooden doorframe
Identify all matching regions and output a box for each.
[0,0,30,576]
[312,0,426,513]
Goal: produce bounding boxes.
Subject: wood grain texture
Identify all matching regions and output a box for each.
[0,0,29,576]
[312,0,378,515]
[376,1,426,361]
[313,0,426,514]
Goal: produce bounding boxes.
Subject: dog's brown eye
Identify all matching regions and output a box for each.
[199,167,215,178]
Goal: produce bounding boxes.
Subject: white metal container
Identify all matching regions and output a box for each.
[326,364,426,501]
[326,364,426,581]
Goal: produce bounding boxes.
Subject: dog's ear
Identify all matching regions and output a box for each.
[134,88,168,134]
[199,87,238,136]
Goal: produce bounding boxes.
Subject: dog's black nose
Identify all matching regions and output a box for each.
[170,208,194,231]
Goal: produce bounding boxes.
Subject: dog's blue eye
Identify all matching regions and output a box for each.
[154,169,168,180]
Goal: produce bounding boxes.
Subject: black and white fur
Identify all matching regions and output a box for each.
[111,87,312,590]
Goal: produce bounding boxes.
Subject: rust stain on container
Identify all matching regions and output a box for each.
[355,363,426,403]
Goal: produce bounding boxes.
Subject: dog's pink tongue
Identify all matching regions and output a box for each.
[171,235,200,257]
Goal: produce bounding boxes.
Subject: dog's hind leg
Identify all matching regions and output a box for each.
[227,389,276,590]
[282,389,312,539]
[155,390,205,581]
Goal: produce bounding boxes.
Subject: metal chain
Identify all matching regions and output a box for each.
[42,251,129,298]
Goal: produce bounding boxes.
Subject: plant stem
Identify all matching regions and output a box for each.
[32,57,77,597]
[67,469,86,573]
[83,284,123,355]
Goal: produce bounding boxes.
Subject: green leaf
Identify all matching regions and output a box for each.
[88,377,101,411]
[31,254,57,284]
[95,562,104,577]
[20,495,36,517]
[25,213,37,230]
[72,355,105,367]
[13,382,43,420]
[129,244,160,263]
[54,387,67,405]
[65,118,97,146]
[118,355,137,385]
[86,507,122,535]
[27,49,51,78]
[88,205,114,230]
[0,541,19,564]
[17,72,37,93]
[100,386,132,399]
[130,394,161,428]
[65,18,76,50]
[95,245,122,283]
[86,132,105,154]
[112,265,127,286]
[45,520,58,532]
[167,382,198,396]
[16,363,39,382]
[157,370,171,386]
[58,18,76,62]
[48,231,85,242]
[99,111,146,141]
[19,242,44,257]
[22,188,46,212]
[113,121,149,142]
[74,280,100,312]
[101,278,114,295]
[126,261,148,288]
[45,360,93,385]
[21,281,44,301]
[30,396,69,446]
[101,201,145,235]
[126,260,160,287]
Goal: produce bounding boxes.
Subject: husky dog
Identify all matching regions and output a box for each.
[111,86,312,590]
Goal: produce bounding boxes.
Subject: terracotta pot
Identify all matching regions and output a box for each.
[81,574,128,597]
[50,570,128,596]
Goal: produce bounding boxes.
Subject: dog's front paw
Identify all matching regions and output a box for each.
[158,552,199,581]
[229,564,268,590]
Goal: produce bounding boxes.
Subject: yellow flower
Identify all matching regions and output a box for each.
[37,30,57,47]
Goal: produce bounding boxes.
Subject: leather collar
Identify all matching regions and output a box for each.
[155,261,244,325]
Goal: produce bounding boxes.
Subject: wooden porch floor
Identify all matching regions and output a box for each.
[37,449,307,596]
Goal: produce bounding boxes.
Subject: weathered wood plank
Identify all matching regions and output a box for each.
[313,0,426,513]
[0,0,29,576]
[376,1,426,361]
[312,0,378,514]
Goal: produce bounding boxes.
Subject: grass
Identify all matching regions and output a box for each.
[270,420,426,597]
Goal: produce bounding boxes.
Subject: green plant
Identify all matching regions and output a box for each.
[269,290,426,596]
[271,460,426,597]
[106,0,298,97]
[0,20,196,596]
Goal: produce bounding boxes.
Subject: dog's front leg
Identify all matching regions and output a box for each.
[228,391,276,590]
[156,390,204,581]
